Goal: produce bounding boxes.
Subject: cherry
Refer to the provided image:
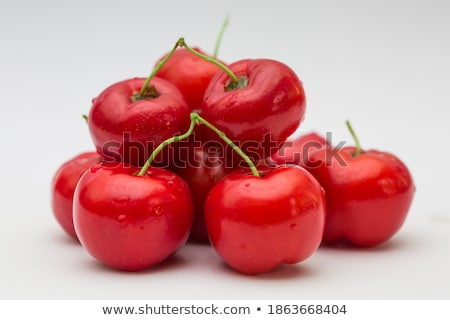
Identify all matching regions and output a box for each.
[88,40,196,167]
[155,16,229,111]
[200,58,306,160]
[88,76,190,167]
[51,151,102,240]
[155,47,223,111]
[305,121,415,247]
[205,165,325,275]
[73,162,194,271]
[173,140,233,242]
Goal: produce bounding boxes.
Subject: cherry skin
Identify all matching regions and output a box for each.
[269,131,329,167]
[201,59,306,161]
[155,47,223,111]
[204,165,325,275]
[173,140,233,242]
[51,151,102,240]
[73,162,194,271]
[88,77,191,167]
[306,146,415,247]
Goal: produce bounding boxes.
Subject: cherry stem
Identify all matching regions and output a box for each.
[137,113,260,177]
[346,120,362,156]
[135,36,241,102]
[137,117,197,176]
[192,113,260,177]
[213,14,230,58]
[178,38,239,85]
[135,39,181,100]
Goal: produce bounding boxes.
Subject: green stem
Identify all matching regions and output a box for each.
[346,120,362,156]
[137,116,197,176]
[192,113,260,177]
[178,38,239,84]
[138,112,260,177]
[213,14,230,58]
[135,39,182,100]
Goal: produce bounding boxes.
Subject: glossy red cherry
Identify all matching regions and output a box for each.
[88,77,190,167]
[51,151,102,240]
[156,47,223,111]
[173,140,233,242]
[73,162,194,271]
[205,165,325,275]
[200,58,306,160]
[306,146,415,247]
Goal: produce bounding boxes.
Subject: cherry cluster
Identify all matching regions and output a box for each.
[51,36,415,275]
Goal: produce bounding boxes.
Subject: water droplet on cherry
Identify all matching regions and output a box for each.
[154,206,163,215]
[117,214,127,222]
[113,195,129,206]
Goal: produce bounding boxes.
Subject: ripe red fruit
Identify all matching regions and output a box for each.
[156,47,223,110]
[88,77,190,167]
[306,146,415,247]
[205,165,325,274]
[73,162,194,271]
[173,141,233,242]
[51,151,102,240]
[201,58,306,160]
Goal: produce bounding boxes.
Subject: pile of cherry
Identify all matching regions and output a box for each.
[51,37,415,275]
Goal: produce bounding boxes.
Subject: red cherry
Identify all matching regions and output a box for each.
[205,165,325,275]
[51,151,102,240]
[88,77,190,167]
[201,59,306,160]
[73,162,194,271]
[173,141,233,242]
[306,146,415,247]
[156,47,223,111]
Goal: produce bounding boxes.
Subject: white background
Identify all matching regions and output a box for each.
[1,0,449,299]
